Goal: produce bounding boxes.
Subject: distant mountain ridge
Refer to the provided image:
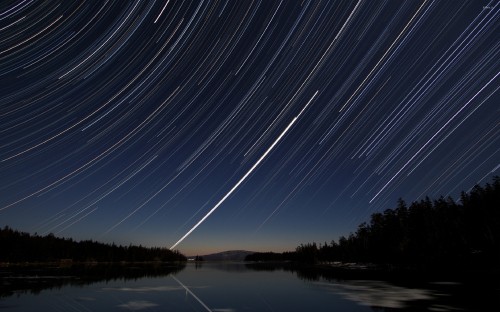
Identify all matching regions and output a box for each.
[191,250,255,261]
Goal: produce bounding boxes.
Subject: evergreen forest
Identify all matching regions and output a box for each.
[0,228,186,263]
[246,177,500,270]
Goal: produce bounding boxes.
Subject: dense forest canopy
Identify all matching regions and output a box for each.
[247,177,500,269]
[0,228,186,263]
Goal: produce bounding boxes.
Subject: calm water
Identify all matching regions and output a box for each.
[1,262,498,311]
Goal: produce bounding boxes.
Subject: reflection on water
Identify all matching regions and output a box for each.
[315,280,433,309]
[1,262,499,311]
[117,300,159,310]
[172,275,212,312]
[0,262,185,298]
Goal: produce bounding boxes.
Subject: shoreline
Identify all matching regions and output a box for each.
[244,260,500,283]
[0,260,186,267]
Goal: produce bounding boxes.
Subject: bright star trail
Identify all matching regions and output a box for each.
[170,91,318,250]
[0,1,498,255]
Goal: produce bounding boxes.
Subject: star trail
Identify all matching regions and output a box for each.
[0,1,498,255]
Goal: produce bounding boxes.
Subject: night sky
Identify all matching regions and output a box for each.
[0,1,498,256]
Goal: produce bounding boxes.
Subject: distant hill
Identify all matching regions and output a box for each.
[192,250,256,261]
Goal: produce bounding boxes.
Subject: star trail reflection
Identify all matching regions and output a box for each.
[0,1,498,254]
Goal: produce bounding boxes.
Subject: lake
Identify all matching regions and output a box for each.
[1,262,498,311]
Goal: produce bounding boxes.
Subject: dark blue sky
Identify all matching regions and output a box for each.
[0,0,498,255]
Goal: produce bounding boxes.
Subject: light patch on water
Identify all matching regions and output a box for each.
[117,300,159,310]
[103,286,182,292]
[315,280,434,308]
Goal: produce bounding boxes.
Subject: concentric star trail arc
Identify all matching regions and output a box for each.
[0,1,497,254]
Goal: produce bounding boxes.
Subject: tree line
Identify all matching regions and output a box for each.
[246,176,500,270]
[0,228,186,263]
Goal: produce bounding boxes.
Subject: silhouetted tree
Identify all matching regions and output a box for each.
[246,176,500,270]
[0,228,186,263]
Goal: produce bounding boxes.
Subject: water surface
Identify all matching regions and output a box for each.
[1,262,498,311]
